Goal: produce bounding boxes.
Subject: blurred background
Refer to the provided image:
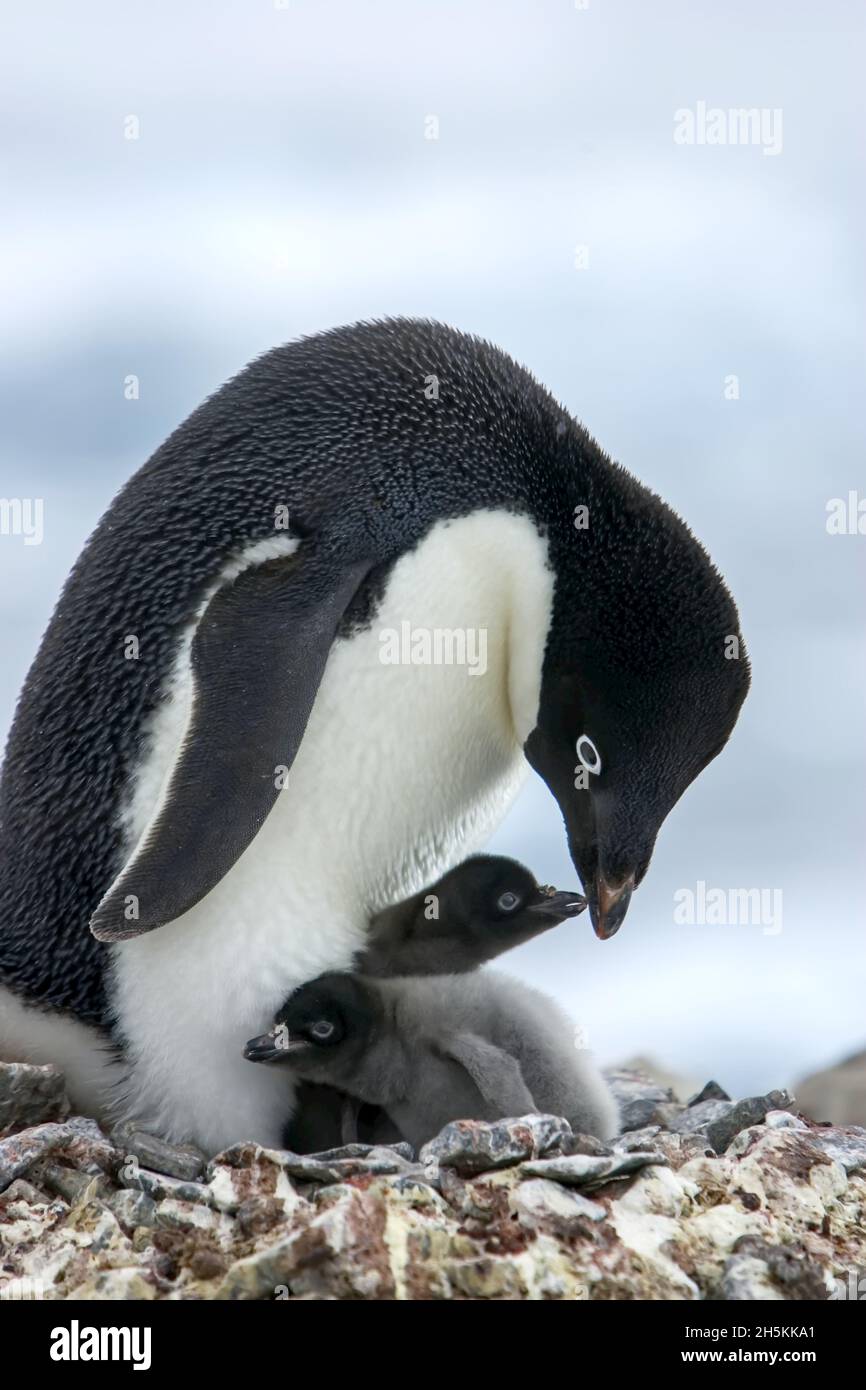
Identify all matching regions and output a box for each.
[1,1,864,1108]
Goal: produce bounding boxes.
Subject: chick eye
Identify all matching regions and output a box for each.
[309,1020,335,1042]
[576,734,602,776]
[496,891,521,913]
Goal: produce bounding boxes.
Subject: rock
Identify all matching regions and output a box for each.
[688,1080,731,1105]
[0,1062,69,1134]
[559,1132,613,1157]
[284,1141,415,1164]
[511,1179,607,1229]
[670,1099,734,1135]
[29,1160,105,1204]
[605,1068,683,1131]
[154,1197,220,1231]
[704,1090,796,1153]
[206,1143,303,1212]
[110,1121,206,1182]
[0,1118,105,1192]
[207,1140,411,1207]
[188,1245,228,1281]
[372,1173,445,1205]
[118,1163,214,1207]
[650,1130,714,1168]
[107,1188,158,1232]
[279,1148,414,1184]
[218,1186,394,1300]
[796,1048,866,1127]
[614,1125,662,1151]
[419,1114,571,1173]
[763,1109,807,1131]
[236,1195,290,1237]
[70,1268,157,1300]
[0,1177,51,1205]
[720,1236,828,1301]
[806,1124,866,1173]
[2,1062,864,1301]
[522,1150,667,1189]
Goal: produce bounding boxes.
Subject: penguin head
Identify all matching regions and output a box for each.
[243,973,378,1080]
[527,461,751,940]
[430,855,585,947]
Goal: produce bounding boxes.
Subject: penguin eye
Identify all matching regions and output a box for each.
[308,1019,336,1043]
[496,891,521,913]
[576,734,602,776]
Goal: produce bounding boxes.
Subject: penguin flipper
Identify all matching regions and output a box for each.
[90,548,371,941]
[440,1032,537,1118]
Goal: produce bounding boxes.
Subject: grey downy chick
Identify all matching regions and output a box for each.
[357,854,585,978]
[283,855,585,1151]
[246,970,618,1151]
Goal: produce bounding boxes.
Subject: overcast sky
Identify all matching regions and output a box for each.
[1,0,864,1097]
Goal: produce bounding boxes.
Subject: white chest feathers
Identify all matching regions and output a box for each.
[108,509,554,1150]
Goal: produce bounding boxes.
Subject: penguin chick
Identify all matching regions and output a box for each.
[284,857,584,1151]
[358,855,586,978]
[245,972,618,1150]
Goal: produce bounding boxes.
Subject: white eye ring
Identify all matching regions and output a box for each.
[576,735,602,776]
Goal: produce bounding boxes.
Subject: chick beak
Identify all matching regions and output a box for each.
[244,1031,289,1063]
[589,873,635,940]
[528,889,587,922]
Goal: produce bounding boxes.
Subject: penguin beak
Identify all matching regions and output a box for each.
[243,1029,305,1063]
[523,723,641,940]
[528,889,587,922]
[243,1033,284,1062]
[588,873,635,940]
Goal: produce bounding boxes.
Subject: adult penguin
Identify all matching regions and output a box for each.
[0,318,749,1151]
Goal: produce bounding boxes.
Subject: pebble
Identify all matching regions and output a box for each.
[720,1235,828,1301]
[154,1198,219,1231]
[688,1080,731,1106]
[806,1124,866,1173]
[560,1132,613,1157]
[614,1125,662,1152]
[704,1090,795,1153]
[0,1177,52,1205]
[118,1163,215,1207]
[0,1118,104,1193]
[29,1160,104,1204]
[521,1149,667,1189]
[0,1062,69,1133]
[763,1110,807,1131]
[233,1146,416,1187]
[670,1099,735,1134]
[419,1114,571,1173]
[106,1188,158,1231]
[111,1121,207,1182]
[605,1069,682,1131]
[512,1178,607,1227]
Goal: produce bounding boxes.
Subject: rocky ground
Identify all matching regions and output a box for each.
[1,1060,865,1300]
